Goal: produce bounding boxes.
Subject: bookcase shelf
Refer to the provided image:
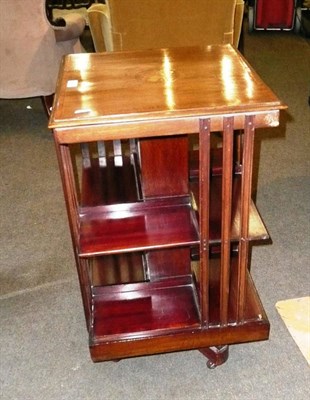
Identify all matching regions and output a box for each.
[78,172,269,259]
[79,197,199,257]
[91,275,201,342]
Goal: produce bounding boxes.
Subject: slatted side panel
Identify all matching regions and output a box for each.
[199,115,256,328]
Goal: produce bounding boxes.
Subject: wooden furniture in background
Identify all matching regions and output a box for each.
[49,44,285,368]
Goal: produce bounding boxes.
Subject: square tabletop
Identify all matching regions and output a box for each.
[49,44,285,134]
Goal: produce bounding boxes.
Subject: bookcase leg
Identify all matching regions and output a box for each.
[199,345,229,369]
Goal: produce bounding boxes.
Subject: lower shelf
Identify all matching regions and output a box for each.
[88,256,270,361]
[91,275,201,342]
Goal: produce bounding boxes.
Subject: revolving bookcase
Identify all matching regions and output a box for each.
[49,44,285,368]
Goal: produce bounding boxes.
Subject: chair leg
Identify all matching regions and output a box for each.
[41,94,54,117]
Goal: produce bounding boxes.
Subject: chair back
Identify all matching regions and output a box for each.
[88,0,244,52]
[0,0,84,99]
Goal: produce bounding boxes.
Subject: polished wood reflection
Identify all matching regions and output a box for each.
[50,44,284,131]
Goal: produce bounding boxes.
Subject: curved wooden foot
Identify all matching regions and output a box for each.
[199,345,229,369]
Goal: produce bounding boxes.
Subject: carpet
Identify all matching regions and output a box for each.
[276,297,310,366]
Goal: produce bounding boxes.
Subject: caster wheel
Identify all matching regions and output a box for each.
[207,360,217,369]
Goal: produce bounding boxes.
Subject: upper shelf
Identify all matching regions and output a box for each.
[78,178,268,258]
[79,196,199,257]
[49,44,286,137]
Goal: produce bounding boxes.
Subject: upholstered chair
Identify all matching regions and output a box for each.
[0,0,86,114]
[87,0,244,53]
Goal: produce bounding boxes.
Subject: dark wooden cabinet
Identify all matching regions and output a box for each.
[49,45,285,367]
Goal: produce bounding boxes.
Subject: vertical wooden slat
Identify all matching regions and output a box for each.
[199,118,211,326]
[97,141,107,167]
[234,130,243,170]
[81,142,91,168]
[236,115,255,322]
[113,139,123,166]
[79,258,92,331]
[58,143,80,241]
[220,116,234,326]
[129,139,136,156]
[54,135,91,328]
